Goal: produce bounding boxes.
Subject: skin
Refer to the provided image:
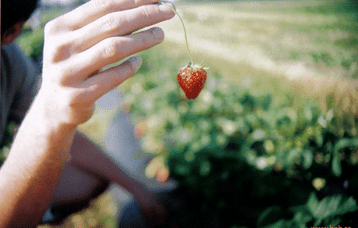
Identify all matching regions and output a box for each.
[0,0,174,227]
[1,21,26,45]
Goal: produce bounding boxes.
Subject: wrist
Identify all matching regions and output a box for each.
[34,87,88,129]
[5,90,78,177]
[31,95,77,131]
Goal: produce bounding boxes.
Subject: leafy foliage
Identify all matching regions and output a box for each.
[16,27,44,61]
[258,193,358,228]
[121,46,358,227]
[1,2,357,227]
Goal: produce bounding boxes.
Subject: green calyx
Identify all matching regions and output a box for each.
[182,62,208,71]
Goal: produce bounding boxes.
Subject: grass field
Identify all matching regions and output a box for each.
[15,0,356,227]
[157,0,358,124]
[159,0,358,81]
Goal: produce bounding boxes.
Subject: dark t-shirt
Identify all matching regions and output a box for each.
[1,43,41,146]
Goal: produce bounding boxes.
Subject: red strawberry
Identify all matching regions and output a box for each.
[158,1,209,99]
[177,64,207,99]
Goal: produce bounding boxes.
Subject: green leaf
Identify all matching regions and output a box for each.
[287,149,300,164]
[334,196,358,215]
[257,206,284,227]
[314,219,322,226]
[262,219,287,228]
[260,94,272,111]
[327,217,341,227]
[200,160,211,176]
[326,109,334,122]
[292,210,312,225]
[251,129,266,141]
[315,195,341,219]
[307,193,319,214]
[314,134,324,147]
[334,138,358,152]
[331,154,342,177]
[308,194,358,221]
[302,149,313,169]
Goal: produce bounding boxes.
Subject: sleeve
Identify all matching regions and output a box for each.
[7,44,42,124]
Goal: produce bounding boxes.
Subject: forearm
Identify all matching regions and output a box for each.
[0,1,174,226]
[0,98,76,227]
[69,131,147,195]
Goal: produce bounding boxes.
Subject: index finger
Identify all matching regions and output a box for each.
[54,0,159,30]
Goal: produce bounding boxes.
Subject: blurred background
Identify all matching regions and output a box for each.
[2,0,358,227]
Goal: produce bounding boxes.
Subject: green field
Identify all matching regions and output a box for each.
[155,0,358,129]
[10,0,358,227]
[159,0,358,82]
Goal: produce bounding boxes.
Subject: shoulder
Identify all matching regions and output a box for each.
[1,43,39,81]
[2,43,41,97]
[1,43,41,123]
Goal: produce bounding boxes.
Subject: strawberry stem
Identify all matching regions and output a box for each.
[159,1,194,65]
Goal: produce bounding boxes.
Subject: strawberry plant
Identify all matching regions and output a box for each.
[1,2,357,227]
[120,43,358,227]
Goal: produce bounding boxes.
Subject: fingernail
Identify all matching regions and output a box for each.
[152,27,164,41]
[129,56,142,72]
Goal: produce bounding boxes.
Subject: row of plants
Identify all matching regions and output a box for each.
[119,46,358,227]
[2,5,358,226]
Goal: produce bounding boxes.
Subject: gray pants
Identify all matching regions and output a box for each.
[116,190,183,228]
[118,199,150,228]
[42,89,177,226]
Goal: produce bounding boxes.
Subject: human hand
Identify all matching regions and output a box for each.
[36,0,174,126]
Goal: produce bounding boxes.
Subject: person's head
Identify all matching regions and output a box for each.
[1,0,39,45]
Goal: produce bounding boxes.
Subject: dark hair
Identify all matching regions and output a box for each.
[2,0,39,35]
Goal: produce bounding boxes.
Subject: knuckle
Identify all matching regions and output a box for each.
[56,39,70,51]
[48,38,73,62]
[59,66,75,85]
[133,0,141,6]
[66,89,91,109]
[44,16,67,35]
[134,0,157,7]
[133,0,145,7]
[44,20,56,35]
[140,5,153,21]
[101,39,118,59]
[102,14,121,34]
[93,0,113,12]
[64,91,76,107]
